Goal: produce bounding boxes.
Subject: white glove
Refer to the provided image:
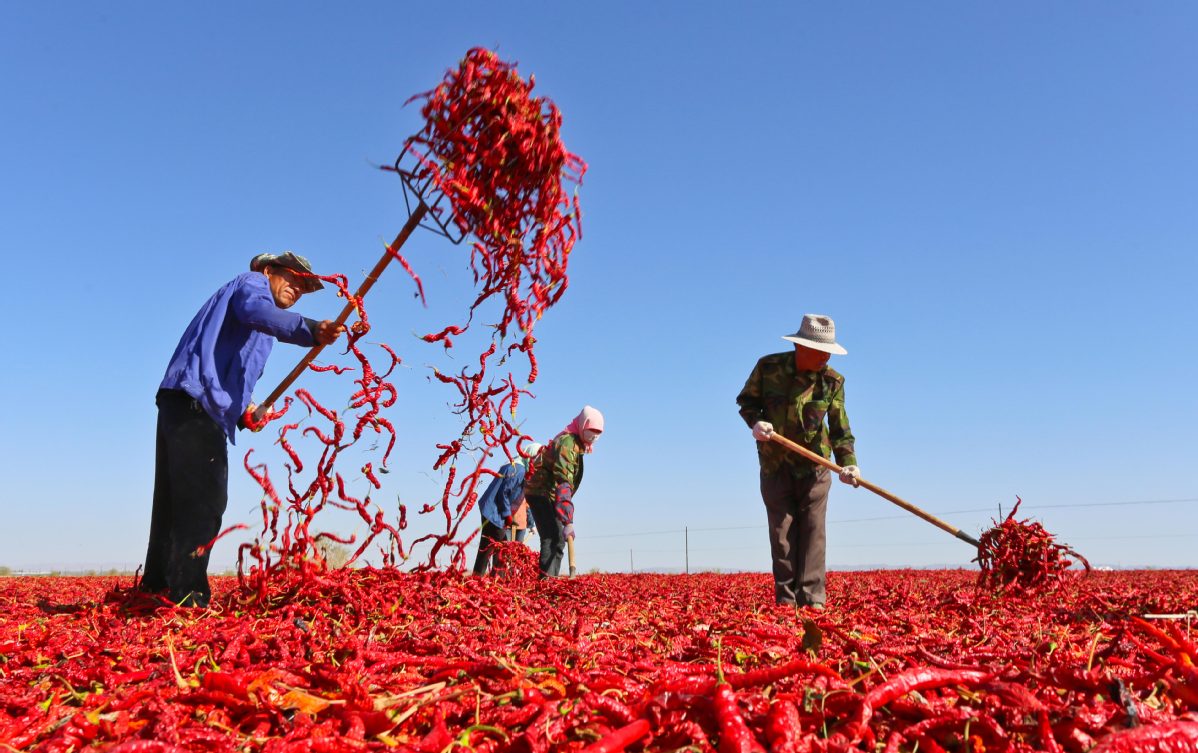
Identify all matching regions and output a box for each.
[839,465,861,487]
[752,421,775,441]
[563,524,576,541]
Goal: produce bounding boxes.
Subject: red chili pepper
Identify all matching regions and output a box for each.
[1038,710,1065,753]
[582,692,636,725]
[713,682,765,753]
[577,718,650,753]
[201,670,251,698]
[764,699,802,753]
[1089,721,1198,752]
[855,667,991,738]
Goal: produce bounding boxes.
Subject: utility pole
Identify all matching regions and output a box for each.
[685,526,689,574]
[630,548,634,573]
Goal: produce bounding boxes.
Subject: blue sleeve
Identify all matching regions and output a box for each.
[230,278,317,347]
[495,464,526,521]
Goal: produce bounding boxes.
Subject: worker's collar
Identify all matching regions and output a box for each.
[786,358,827,379]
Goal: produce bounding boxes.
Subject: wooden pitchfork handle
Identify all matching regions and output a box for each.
[768,432,981,549]
[255,203,429,417]
[567,537,577,576]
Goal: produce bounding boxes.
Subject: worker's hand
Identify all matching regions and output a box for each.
[838,465,861,487]
[563,524,575,541]
[314,320,346,346]
[503,515,514,527]
[243,403,267,433]
[752,421,775,442]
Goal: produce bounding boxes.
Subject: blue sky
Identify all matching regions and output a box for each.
[2,2,1195,573]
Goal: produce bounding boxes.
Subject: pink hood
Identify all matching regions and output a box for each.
[558,405,604,453]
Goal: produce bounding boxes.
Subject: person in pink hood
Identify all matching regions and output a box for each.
[522,406,604,577]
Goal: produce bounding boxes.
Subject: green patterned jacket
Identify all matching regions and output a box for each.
[522,433,585,524]
[736,352,857,477]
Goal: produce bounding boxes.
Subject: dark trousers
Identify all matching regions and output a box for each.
[761,469,831,606]
[141,389,229,607]
[472,521,506,575]
[472,522,530,575]
[526,494,565,577]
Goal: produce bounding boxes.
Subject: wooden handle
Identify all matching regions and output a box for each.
[567,537,577,573]
[257,203,429,413]
[508,526,517,542]
[767,432,981,549]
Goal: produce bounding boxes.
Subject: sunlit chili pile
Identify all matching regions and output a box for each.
[976,497,1091,593]
[4,569,1198,752]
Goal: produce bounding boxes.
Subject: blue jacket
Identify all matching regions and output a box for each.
[160,272,316,443]
[477,461,528,529]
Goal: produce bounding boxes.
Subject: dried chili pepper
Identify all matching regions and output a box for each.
[976,497,1091,592]
[578,719,650,753]
[1089,720,1198,752]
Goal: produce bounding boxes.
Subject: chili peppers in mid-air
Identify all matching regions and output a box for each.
[236,47,588,582]
[385,47,587,570]
[234,270,409,601]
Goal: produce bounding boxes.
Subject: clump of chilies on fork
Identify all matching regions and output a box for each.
[378,47,587,571]
[975,497,1091,593]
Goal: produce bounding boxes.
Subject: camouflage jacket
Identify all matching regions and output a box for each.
[736,352,857,477]
[522,432,585,525]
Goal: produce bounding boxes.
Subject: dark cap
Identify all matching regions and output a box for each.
[249,251,324,292]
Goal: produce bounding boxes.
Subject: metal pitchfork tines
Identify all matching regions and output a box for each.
[390,138,469,245]
[253,141,464,419]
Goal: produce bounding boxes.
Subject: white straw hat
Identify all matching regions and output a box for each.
[781,314,847,355]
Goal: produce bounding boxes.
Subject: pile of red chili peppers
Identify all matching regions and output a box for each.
[3,569,1198,752]
[976,498,1092,593]
[487,542,541,585]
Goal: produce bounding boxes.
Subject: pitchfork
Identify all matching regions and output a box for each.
[251,141,467,420]
[769,432,981,548]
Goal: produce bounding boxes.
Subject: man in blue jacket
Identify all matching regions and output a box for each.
[472,443,542,576]
[141,251,345,607]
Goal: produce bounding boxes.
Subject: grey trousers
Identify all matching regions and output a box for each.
[761,469,831,606]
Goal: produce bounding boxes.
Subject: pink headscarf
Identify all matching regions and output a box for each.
[558,405,604,453]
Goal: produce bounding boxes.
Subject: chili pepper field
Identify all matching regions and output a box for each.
[3,567,1198,752]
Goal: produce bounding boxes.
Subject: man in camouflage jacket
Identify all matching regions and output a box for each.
[736,314,861,608]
